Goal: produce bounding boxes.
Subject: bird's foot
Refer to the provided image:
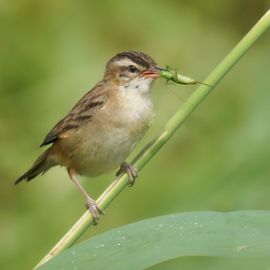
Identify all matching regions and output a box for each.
[85,198,104,225]
[116,162,138,187]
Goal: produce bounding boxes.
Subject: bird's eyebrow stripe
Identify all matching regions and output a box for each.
[113,52,153,68]
[114,59,140,69]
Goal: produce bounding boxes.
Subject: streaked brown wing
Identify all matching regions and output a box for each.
[40,83,107,147]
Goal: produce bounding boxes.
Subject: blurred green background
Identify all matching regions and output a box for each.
[1,1,270,269]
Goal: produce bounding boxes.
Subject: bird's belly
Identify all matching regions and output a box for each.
[64,119,151,176]
[54,92,154,177]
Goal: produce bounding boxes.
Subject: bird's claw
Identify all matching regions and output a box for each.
[85,198,104,225]
[116,162,138,187]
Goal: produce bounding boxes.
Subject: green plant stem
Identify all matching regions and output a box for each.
[35,10,270,269]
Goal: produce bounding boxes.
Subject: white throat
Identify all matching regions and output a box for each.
[118,77,154,123]
[120,77,154,95]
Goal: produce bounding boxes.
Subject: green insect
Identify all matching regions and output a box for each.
[159,66,211,87]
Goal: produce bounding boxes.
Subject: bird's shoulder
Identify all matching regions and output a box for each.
[40,82,108,147]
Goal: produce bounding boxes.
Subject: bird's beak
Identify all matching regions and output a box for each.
[142,66,165,78]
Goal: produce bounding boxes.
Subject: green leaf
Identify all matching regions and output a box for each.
[40,211,270,270]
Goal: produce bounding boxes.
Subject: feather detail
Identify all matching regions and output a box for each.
[40,83,107,147]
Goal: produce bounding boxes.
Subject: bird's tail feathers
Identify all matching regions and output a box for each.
[15,148,56,184]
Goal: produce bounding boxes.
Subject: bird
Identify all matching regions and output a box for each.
[15,51,162,224]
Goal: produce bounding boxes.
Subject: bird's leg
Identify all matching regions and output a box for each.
[116,162,138,187]
[68,169,104,225]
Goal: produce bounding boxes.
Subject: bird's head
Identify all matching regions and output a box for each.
[104,51,161,93]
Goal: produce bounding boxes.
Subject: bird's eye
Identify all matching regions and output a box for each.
[128,65,138,73]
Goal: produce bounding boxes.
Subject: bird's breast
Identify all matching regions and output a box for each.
[112,89,154,135]
[54,88,154,176]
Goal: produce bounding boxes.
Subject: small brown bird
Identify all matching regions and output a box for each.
[15,51,161,224]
